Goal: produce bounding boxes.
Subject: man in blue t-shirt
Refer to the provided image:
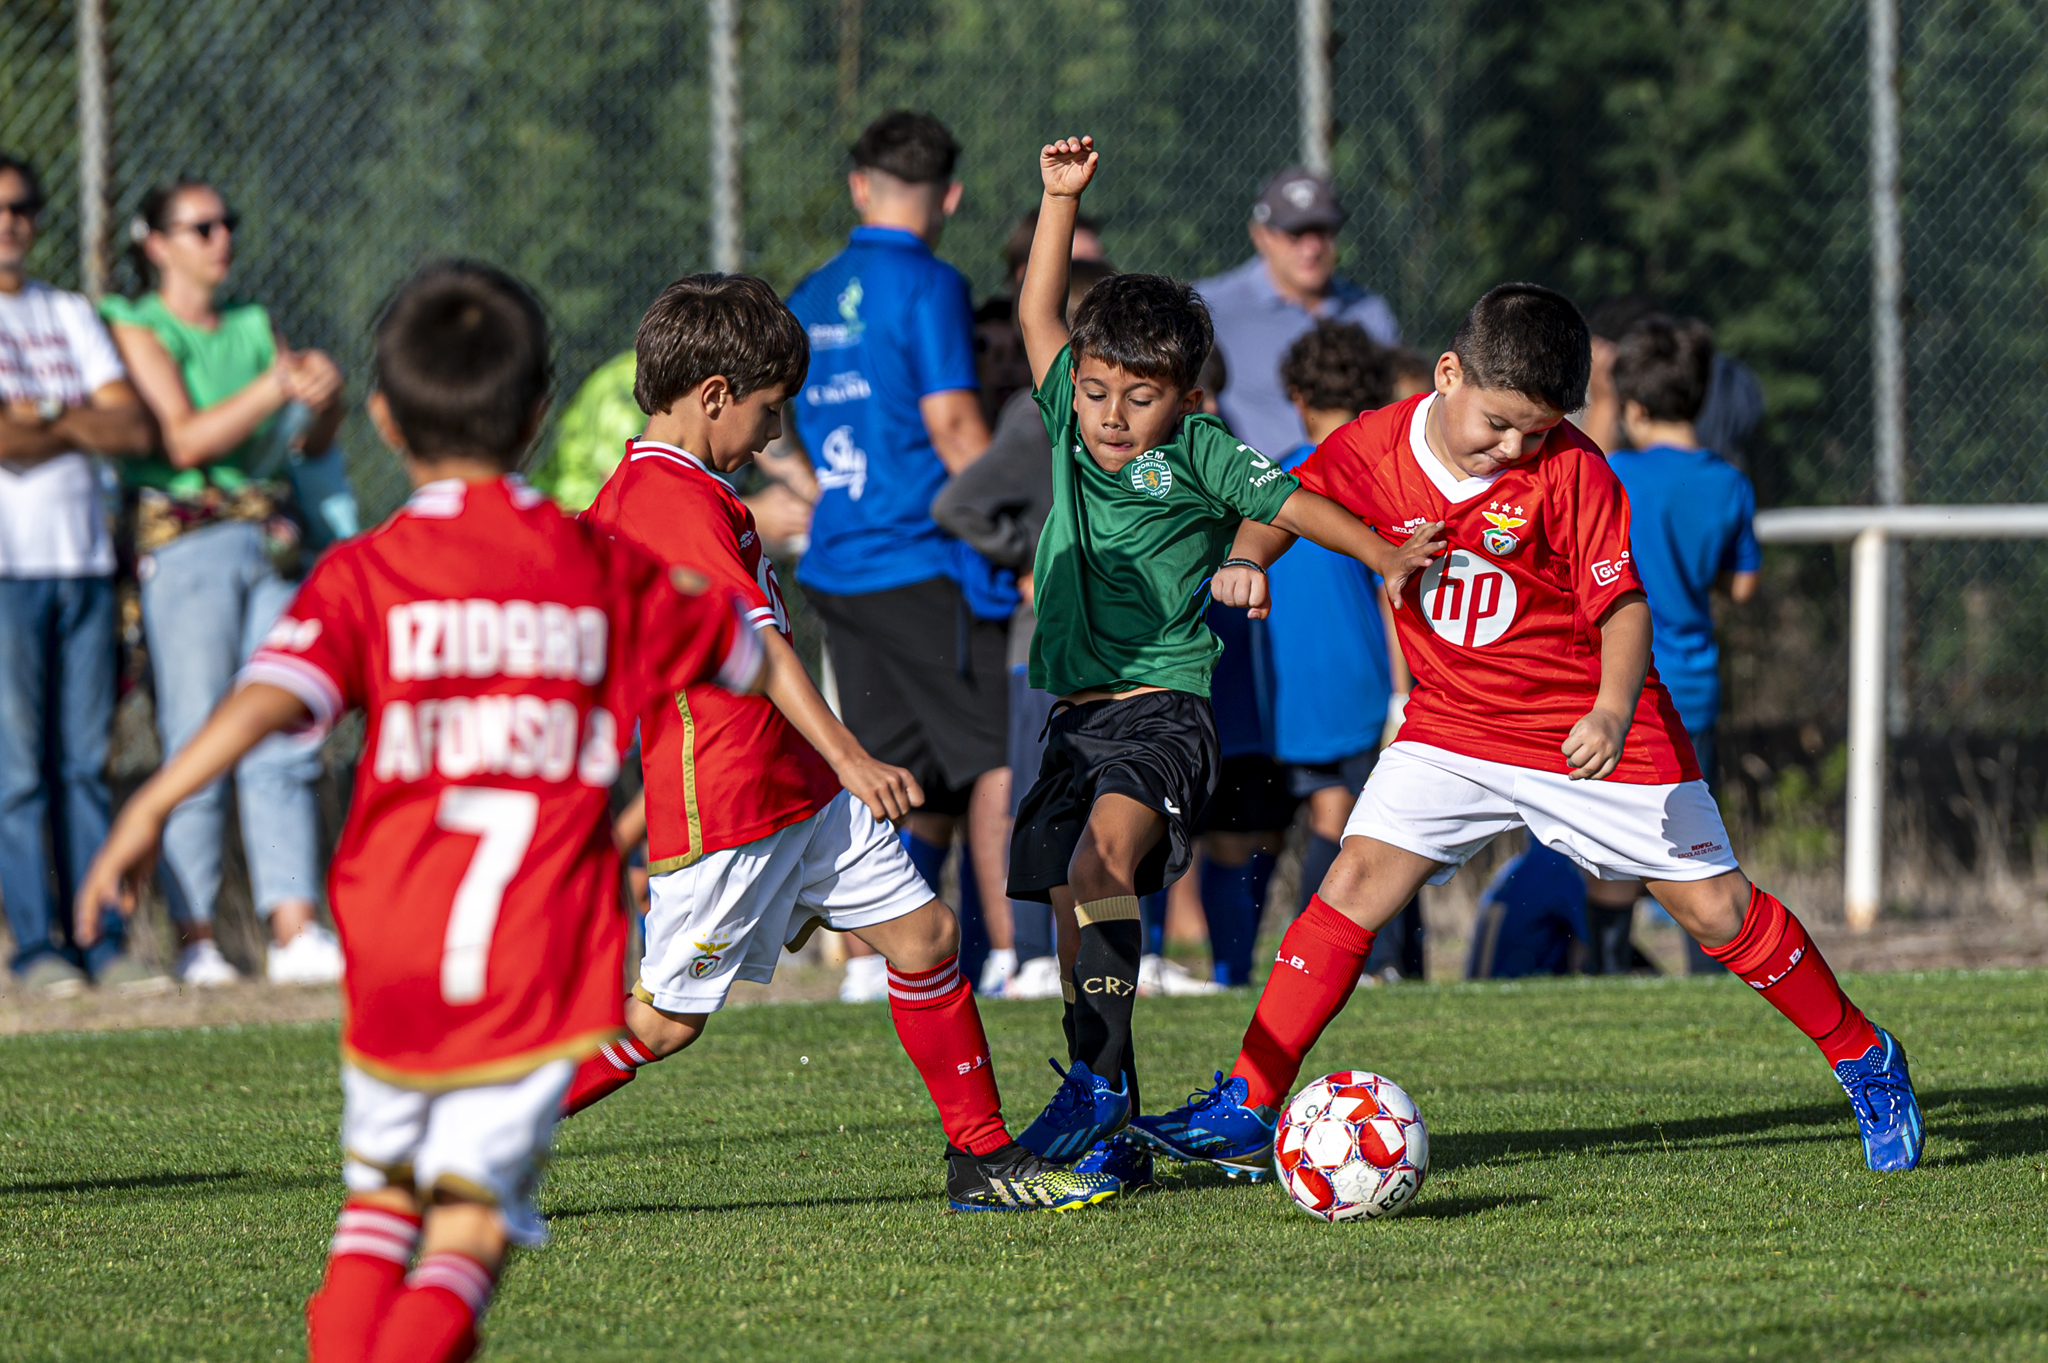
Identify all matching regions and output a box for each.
[1602,313,1761,973]
[785,111,1013,1001]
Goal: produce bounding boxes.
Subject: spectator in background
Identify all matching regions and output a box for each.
[1580,295,1767,468]
[970,209,1107,426]
[1266,320,1423,982]
[100,178,346,987]
[1197,168,1399,461]
[933,257,1117,1000]
[1598,314,1760,974]
[0,154,159,996]
[785,112,1015,1002]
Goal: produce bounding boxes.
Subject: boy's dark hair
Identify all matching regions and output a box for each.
[634,273,809,415]
[1387,345,1434,390]
[1281,319,1393,413]
[1611,313,1714,424]
[0,154,45,212]
[1069,273,1212,392]
[374,259,553,466]
[1450,282,1591,413]
[1584,293,1661,343]
[850,111,959,185]
[1065,257,1117,317]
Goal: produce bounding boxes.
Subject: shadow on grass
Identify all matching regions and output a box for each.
[548,1191,930,1220]
[0,1168,251,1197]
[1433,1082,2048,1172]
[1403,1193,1547,1219]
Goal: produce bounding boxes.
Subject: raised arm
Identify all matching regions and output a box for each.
[1020,136,1098,389]
[74,681,311,941]
[759,627,923,821]
[1561,592,1651,781]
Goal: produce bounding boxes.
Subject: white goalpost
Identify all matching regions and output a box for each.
[1751,504,2048,930]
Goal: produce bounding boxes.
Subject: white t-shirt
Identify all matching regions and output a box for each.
[0,280,127,577]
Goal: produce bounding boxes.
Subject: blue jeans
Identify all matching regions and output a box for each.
[140,521,323,925]
[0,575,122,973]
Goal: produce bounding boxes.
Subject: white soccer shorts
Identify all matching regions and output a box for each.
[339,1057,573,1247]
[637,788,935,1014]
[1345,741,1742,884]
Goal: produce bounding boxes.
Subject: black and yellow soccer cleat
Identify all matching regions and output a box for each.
[944,1141,1121,1212]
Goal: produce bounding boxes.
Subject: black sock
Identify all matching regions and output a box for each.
[1061,993,1077,1061]
[1072,913,1141,1092]
[1299,834,1342,916]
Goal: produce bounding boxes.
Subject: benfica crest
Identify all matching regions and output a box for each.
[1481,504,1527,557]
[1129,452,1173,498]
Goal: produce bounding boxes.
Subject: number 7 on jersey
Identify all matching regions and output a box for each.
[434,787,539,1005]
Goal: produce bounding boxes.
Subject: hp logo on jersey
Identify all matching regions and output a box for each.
[1420,549,1517,648]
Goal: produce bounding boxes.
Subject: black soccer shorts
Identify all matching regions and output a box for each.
[1006,689,1221,903]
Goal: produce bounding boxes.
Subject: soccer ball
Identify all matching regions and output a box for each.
[1274,1071,1429,1221]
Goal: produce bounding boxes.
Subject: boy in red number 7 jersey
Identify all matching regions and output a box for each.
[1133,283,1924,1180]
[74,262,765,1363]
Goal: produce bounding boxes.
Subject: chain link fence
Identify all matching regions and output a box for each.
[7,0,2048,901]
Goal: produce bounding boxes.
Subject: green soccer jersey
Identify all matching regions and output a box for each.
[1028,343,1300,697]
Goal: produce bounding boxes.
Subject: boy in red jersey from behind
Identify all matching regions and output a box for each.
[75,261,766,1363]
[1134,283,1924,1178]
[566,272,1119,1214]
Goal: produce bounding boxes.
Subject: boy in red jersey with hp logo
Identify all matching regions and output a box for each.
[76,261,767,1363]
[1134,283,1924,1180]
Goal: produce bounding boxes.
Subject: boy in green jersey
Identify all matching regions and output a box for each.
[1008,135,1438,1174]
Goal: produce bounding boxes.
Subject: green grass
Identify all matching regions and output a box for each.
[3,971,2046,1362]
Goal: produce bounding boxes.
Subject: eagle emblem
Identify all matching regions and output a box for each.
[1480,507,1527,558]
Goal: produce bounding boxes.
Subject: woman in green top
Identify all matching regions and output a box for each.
[101,178,345,988]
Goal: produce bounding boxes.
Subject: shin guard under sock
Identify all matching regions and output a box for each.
[1072,898,1141,1093]
[561,1033,657,1117]
[887,954,1011,1156]
[367,1252,494,1363]
[1298,835,1342,916]
[1704,886,1878,1065]
[1230,895,1376,1109]
[307,1200,422,1363]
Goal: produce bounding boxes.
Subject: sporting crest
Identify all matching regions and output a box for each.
[1129,452,1173,498]
[1480,503,1527,557]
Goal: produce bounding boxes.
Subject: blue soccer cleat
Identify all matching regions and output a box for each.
[1018,1059,1130,1163]
[1074,1134,1155,1192]
[1127,1072,1278,1181]
[1834,1026,1924,1172]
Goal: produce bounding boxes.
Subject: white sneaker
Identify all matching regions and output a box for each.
[838,953,890,1003]
[1006,955,1066,1000]
[176,940,241,987]
[977,948,1018,997]
[1138,953,1221,996]
[268,922,345,986]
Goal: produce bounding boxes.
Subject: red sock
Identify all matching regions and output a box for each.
[366,1252,494,1363]
[1229,896,1377,1110]
[887,954,1011,1156]
[561,1032,658,1117]
[306,1200,422,1363]
[1704,886,1879,1065]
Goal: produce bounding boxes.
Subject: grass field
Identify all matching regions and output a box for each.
[3,970,2045,1363]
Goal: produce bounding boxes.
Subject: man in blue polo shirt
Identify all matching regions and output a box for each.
[1197,168,1400,461]
[1602,313,1761,973]
[787,110,1014,1000]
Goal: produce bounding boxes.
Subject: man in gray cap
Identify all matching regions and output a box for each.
[1196,168,1400,459]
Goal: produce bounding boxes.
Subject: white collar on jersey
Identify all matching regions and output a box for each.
[627,436,711,474]
[405,474,542,518]
[1407,393,1504,505]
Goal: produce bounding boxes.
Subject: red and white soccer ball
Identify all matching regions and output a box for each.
[1274,1071,1428,1222]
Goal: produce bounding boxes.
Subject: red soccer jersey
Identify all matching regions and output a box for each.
[583,438,840,870]
[1295,392,1698,784]
[241,476,763,1087]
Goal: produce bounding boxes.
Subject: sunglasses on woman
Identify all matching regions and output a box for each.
[0,198,42,219]
[170,212,240,240]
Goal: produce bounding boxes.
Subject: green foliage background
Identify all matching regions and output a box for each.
[5,0,2048,730]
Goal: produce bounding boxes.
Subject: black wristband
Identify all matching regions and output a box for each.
[1217,558,1266,574]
